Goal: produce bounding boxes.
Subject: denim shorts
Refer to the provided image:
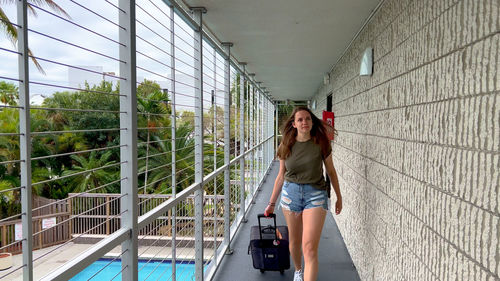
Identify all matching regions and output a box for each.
[280,181,329,212]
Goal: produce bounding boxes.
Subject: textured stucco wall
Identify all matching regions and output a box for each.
[311,0,499,280]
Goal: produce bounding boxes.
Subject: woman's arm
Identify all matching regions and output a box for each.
[324,153,342,214]
[264,159,286,215]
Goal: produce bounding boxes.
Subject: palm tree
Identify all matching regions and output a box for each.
[0,108,19,175]
[141,123,194,194]
[62,151,119,193]
[137,82,170,194]
[0,81,18,105]
[0,0,70,74]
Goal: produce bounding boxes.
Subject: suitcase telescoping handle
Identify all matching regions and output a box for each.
[257,213,278,241]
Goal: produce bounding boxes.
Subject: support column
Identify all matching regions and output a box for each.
[267,98,271,168]
[239,62,247,223]
[258,92,263,182]
[271,99,274,163]
[221,42,233,255]
[263,95,267,172]
[119,1,138,280]
[191,7,207,281]
[211,47,218,265]
[248,81,254,202]
[17,1,32,280]
[269,99,273,165]
[269,99,273,164]
[211,88,217,264]
[169,5,177,280]
[275,101,278,156]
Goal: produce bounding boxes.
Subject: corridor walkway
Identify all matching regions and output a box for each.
[213,160,360,281]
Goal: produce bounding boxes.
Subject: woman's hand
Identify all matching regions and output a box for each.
[264,203,275,216]
[335,197,342,215]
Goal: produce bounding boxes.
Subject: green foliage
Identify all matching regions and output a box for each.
[43,81,120,147]
[0,81,18,105]
[62,151,119,194]
[0,179,20,219]
[0,79,236,218]
[0,108,19,176]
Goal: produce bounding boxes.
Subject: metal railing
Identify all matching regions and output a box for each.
[0,0,275,280]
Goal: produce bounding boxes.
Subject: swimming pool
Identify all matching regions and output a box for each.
[70,259,197,281]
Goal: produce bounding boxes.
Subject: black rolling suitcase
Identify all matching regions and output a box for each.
[248,213,290,274]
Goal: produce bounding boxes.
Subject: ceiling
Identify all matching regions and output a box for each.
[182,0,381,101]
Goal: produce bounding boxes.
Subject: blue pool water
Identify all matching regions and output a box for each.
[70,259,196,281]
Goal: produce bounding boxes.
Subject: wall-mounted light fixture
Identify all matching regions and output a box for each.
[360,47,373,76]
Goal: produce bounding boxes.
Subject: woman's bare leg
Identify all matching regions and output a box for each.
[282,209,303,271]
[302,207,327,281]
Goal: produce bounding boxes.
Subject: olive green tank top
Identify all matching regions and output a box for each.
[283,139,332,190]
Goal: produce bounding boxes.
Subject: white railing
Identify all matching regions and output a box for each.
[0,0,275,280]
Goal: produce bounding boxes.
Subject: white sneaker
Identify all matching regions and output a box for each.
[293,269,303,281]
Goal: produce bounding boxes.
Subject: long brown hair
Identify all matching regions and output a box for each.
[277,106,331,160]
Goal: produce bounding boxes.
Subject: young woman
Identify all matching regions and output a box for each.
[264,106,342,281]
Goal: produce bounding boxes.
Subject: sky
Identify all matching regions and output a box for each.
[0,0,229,109]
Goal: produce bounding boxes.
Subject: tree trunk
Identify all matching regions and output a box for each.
[143,115,150,194]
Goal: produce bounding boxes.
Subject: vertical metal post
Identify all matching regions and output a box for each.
[169,7,177,281]
[212,49,219,264]
[275,101,278,156]
[271,100,274,162]
[233,70,238,180]
[232,69,237,225]
[262,96,265,168]
[268,100,271,164]
[234,73,238,158]
[258,92,262,182]
[169,6,177,281]
[256,90,259,184]
[250,85,254,197]
[232,69,237,223]
[256,91,260,189]
[257,92,260,180]
[265,98,268,166]
[211,88,217,264]
[258,92,261,180]
[249,84,254,202]
[253,88,257,193]
[191,7,206,281]
[239,63,247,223]
[17,1,32,280]
[246,83,250,204]
[119,1,138,280]
[266,98,270,167]
[262,96,266,172]
[253,88,256,192]
[268,100,272,165]
[221,42,233,255]
[257,90,260,184]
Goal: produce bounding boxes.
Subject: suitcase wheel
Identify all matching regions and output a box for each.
[280,270,284,274]
[260,269,265,273]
